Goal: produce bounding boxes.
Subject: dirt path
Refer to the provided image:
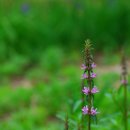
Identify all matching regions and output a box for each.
[97,61,130,74]
[11,61,130,88]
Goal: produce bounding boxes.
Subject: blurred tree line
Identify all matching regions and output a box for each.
[0,0,130,64]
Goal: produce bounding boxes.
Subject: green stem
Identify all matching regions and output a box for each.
[88,65,91,130]
[112,93,124,113]
[81,78,85,129]
[124,83,127,130]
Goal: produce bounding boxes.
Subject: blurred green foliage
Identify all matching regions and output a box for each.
[0,0,129,76]
[0,0,130,64]
[0,0,130,130]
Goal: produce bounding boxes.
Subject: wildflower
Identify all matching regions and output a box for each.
[91,73,97,78]
[91,107,99,115]
[82,87,99,95]
[82,87,90,95]
[82,106,89,115]
[81,73,88,79]
[82,106,99,115]
[81,64,87,70]
[81,73,96,79]
[91,87,99,93]
[81,40,99,129]
[91,63,96,68]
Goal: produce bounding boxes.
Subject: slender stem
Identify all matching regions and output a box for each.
[112,93,124,113]
[84,41,94,130]
[124,83,127,130]
[87,63,92,130]
[81,77,85,129]
[88,80,91,130]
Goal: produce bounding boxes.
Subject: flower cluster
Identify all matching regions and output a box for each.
[81,63,99,115]
[81,72,97,79]
[82,106,99,115]
[82,86,99,95]
[81,63,96,70]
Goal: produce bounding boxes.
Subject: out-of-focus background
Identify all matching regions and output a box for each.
[0,0,130,130]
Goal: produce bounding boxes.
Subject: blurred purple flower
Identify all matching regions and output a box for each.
[91,87,99,94]
[81,64,87,70]
[82,87,90,95]
[81,73,88,79]
[121,79,128,85]
[81,73,96,79]
[82,106,89,115]
[91,107,99,115]
[91,63,96,68]
[91,73,97,78]
[21,3,30,13]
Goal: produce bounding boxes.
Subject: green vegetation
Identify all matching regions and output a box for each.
[0,0,130,129]
[0,0,130,63]
[0,63,130,129]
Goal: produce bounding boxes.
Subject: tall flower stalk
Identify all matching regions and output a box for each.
[121,54,128,130]
[81,40,99,130]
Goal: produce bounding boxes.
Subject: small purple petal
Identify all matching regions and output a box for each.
[81,64,87,70]
[82,106,89,115]
[91,73,97,78]
[91,63,96,68]
[81,73,88,79]
[82,87,90,95]
[91,87,99,94]
[91,108,99,115]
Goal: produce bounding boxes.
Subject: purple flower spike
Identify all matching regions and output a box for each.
[82,106,89,115]
[91,73,97,78]
[82,87,90,95]
[91,87,99,94]
[81,64,87,70]
[81,73,88,79]
[91,107,99,115]
[91,63,96,68]
[81,40,99,119]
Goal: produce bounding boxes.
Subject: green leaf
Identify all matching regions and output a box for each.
[118,85,123,94]
[73,100,82,112]
[56,113,66,122]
